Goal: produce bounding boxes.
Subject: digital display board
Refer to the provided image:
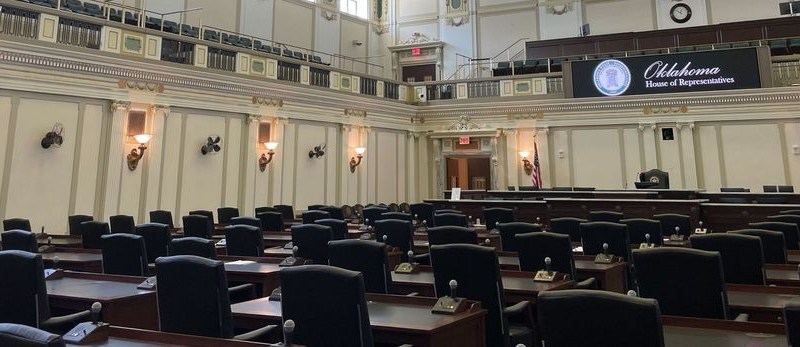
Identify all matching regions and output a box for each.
[568,48,764,98]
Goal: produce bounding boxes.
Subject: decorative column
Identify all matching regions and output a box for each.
[143,104,169,218]
[503,129,519,189]
[269,116,287,206]
[339,124,353,205]
[406,131,418,203]
[677,121,698,189]
[102,100,131,219]
[242,114,261,216]
[639,122,658,169]
[490,134,500,190]
[536,127,551,188]
[433,138,443,199]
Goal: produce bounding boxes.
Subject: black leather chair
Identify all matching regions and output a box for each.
[224,225,264,257]
[690,233,765,285]
[780,210,800,215]
[430,244,535,347]
[362,206,388,226]
[341,205,355,220]
[353,204,365,220]
[274,205,295,221]
[307,205,325,211]
[155,255,275,340]
[639,169,669,189]
[484,207,514,231]
[3,218,31,231]
[410,203,435,227]
[786,300,800,347]
[314,219,347,240]
[169,237,216,258]
[189,210,215,224]
[620,218,663,245]
[135,223,171,263]
[549,217,586,242]
[516,232,596,289]
[435,209,463,215]
[497,222,541,252]
[720,187,750,192]
[652,214,692,239]
[779,185,795,193]
[217,207,240,225]
[301,210,330,224]
[229,217,262,229]
[589,211,623,223]
[280,265,373,347]
[290,224,332,264]
[182,215,213,239]
[380,212,413,222]
[319,206,344,220]
[109,215,135,234]
[67,215,93,236]
[729,229,787,264]
[328,239,391,294]
[434,213,469,227]
[538,290,664,347]
[149,210,174,228]
[0,323,66,347]
[374,219,414,262]
[257,212,284,232]
[766,215,800,249]
[101,234,148,276]
[633,248,730,319]
[750,221,800,250]
[1,230,37,252]
[427,226,479,246]
[0,251,90,334]
[579,222,631,262]
[80,221,109,249]
[399,202,411,214]
[254,206,277,215]
[388,203,401,212]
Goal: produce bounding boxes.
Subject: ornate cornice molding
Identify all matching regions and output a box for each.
[344,108,367,118]
[110,100,131,112]
[118,79,164,93]
[252,97,283,107]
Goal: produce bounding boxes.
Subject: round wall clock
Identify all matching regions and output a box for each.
[669,3,692,23]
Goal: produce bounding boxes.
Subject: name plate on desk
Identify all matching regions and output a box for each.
[533,270,556,282]
[594,254,615,264]
[431,296,467,315]
[137,276,156,290]
[63,322,109,344]
[279,256,304,267]
[44,268,63,280]
[395,262,419,274]
[694,228,708,234]
[639,243,656,249]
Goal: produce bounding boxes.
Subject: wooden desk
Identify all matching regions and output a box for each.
[765,263,800,287]
[221,257,282,297]
[726,284,800,323]
[790,250,800,264]
[390,267,573,304]
[662,316,785,346]
[65,326,274,346]
[497,253,628,293]
[46,271,158,330]
[232,294,487,347]
[424,199,548,224]
[699,192,800,205]
[37,236,83,248]
[701,203,800,233]
[482,190,659,200]
[545,198,705,225]
[41,249,103,273]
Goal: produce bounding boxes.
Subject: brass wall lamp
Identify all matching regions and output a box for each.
[259,142,279,172]
[349,147,366,173]
[519,151,533,175]
[127,134,152,171]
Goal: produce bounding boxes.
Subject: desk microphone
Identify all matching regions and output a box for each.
[407,250,414,263]
[626,290,638,297]
[414,214,419,223]
[644,233,651,244]
[674,226,680,236]
[602,243,609,257]
[698,221,704,228]
[291,246,298,257]
[52,256,60,269]
[283,319,295,346]
[544,257,552,273]
[536,217,541,224]
[449,279,458,298]
[382,235,388,242]
[91,302,102,324]
[484,238,491,246]
[47,236,52,246]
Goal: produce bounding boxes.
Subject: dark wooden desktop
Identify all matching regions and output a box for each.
[46,271,158,330]
[726,284,800,323]
[41,248,103,273]
[662,316,786,346]
[497,253,628,293]
[231,294,487,347]
[764,263,800,287]
[64,326,278,347]
[219,256,282,297]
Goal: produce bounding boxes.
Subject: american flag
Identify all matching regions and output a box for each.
[532,140,542,189]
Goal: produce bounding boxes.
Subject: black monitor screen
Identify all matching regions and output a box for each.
[569,48,762,98]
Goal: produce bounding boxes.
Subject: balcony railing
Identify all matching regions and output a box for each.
[0,5,38,39]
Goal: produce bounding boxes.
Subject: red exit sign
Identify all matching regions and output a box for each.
[411,48,421,56]
[459,136,470,145]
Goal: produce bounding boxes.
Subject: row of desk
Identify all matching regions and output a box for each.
[446,189,800,204]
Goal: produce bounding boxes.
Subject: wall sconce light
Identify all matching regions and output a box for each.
[201,136,222,155]
[41,123,64,149]
[519,151,533,175]
[127,134,152,171]
[349,147,366,173]
[308,144,326,159]
[259,142,278,172]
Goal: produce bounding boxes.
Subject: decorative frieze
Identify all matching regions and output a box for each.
[118,80,164,93]
[252,97,283,107]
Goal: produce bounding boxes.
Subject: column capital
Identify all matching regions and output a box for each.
[676,121,695,131]
[638,122,657,132]
[110,100,131,112]
[341,124,353,133]
[151,104,170,114]
[247,114,263,123]
[407,131,420,139]
[535,126,550,135]
[502,129,518,136]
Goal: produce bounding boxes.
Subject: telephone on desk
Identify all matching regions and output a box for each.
[63,302,109,344]
[594,243,615,264]
[268,287,282,301]
[358,233,374,240]
[639,233,656,249]
[432,280,468,315]
[39,236,56,253]
[216,239,227,246]
[279,246,303,267]
[669,226,685,241]
[44,255,63,280]
[283,242,293,249]
[137,276,157,290]
[533,257,557,282]
[394,251,419,274]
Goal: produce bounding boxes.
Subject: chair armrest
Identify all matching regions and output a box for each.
[503,301,530,317]
[233,324,278,342]
[228,283,256,304]
[40,310,91,335]
[575,277,597,290]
